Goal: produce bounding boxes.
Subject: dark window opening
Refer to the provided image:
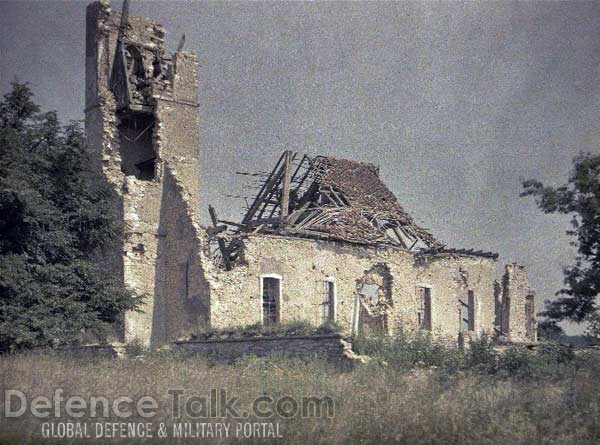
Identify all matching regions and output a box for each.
[136,157,156,181]
[262,277,280,325]
[525,294,535,340]
[418,287,431,331]
[320,280,335,324]
[460,291,475,332]
[118,112,156,181]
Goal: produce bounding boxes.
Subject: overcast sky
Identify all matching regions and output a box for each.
[2,0,599,333]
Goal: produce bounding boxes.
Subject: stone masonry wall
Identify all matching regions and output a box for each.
[204,233,497,342]
[151,167,211,344]
[172,335,355,366]
[85,1,534,348]
[85,1,209,347]
[501,263,536,343]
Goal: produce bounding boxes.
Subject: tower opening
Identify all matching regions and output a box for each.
[117,111,157,181]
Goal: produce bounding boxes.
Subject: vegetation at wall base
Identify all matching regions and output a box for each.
[188,320,342,341]
[352,330,578,380]
[2,340,599,445]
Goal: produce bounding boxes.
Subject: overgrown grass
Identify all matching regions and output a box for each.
[354,331,580,380]
[1,336,599,444]
[189,320,341,340]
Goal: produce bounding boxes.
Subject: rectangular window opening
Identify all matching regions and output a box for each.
[460,290,475,332]
[262,277,280,325]
[118,111,157,181]
[418,287,431,331]
[320,280,335,324]
[525,294,535,340]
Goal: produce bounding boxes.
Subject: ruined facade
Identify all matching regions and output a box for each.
[85,1,536,348]
[85,0,209,346]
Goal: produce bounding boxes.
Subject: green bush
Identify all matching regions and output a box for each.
[465,334,498,372]
[497,347,536,377]
[190,320,340,340]
[495,343,575,379]
[123,339,147,358]
[352,331,578,380]
[352,330,463,371]
[315,319,342,335]
[536,342,574,363]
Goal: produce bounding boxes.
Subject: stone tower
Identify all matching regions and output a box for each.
[85,0,210,347]
[499,264,537,342]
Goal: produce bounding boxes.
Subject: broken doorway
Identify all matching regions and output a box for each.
[355,264,392,336]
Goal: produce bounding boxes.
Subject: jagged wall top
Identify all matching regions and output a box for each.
[87,0,193,113]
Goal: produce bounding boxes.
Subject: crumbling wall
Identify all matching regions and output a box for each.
[151,168,211,344]
[85,1,209,347]
[356,264,393,336]
[412,254,496,339]
[204,233,497,341]
[85,1,535,348]
[500,264,536,342]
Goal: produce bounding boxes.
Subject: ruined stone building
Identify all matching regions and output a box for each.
[85,1,536,349]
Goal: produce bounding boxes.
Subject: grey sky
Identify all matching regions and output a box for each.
[2,1,599,333]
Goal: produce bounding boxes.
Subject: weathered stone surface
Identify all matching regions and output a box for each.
[84,1,535,353]
[205,233,504,342]
[500,264,537,342]
[86,1,208,347]
[173,335,357,366]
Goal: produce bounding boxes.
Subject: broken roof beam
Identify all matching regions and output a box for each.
[241,151,286,225]
[268,151,308,220]
[328,187,348,206]
[255,162,289,220]
[289,156,317,202]
[279,227,334,240]
[284,201,311,226]
[246,216,284,227]
[421,247,499,260]
[288,154,308,185]
[280,150,293,218]
[290,181,318,211]
[391,226,408,248]
[217,219,246,228]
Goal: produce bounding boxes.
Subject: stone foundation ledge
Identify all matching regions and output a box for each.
[172,334,365,367]
[174,333,343,344]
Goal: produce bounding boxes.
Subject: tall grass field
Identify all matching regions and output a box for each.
[1,334,599,444]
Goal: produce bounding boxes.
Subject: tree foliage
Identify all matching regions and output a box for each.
[0,82,139,352]
[522,153,600,328]
[536,319,564,341]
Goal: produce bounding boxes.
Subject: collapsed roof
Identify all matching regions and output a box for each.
[208,151,499,270]
[231,151,443,249]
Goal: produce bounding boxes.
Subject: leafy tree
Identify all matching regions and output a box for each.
[586,313,600,339]
[0,81,139,352]
[522,153,600,333]
[536,319,564,341]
